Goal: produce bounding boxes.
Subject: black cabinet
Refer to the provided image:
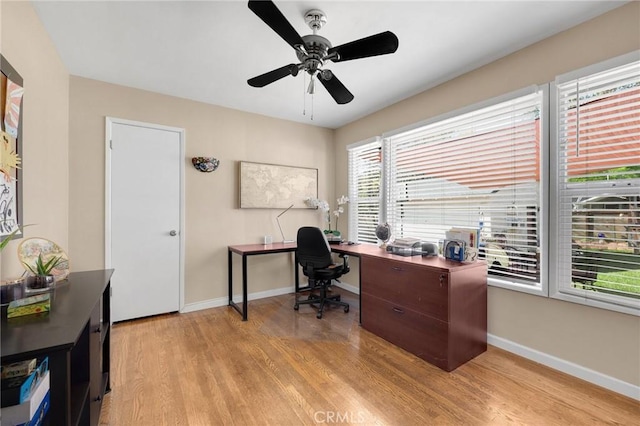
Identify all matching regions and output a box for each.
[1,269,113,425]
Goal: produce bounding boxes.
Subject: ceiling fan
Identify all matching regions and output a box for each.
[247,1,399,105]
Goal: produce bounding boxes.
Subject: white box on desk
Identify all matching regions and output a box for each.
[1,370,50,426]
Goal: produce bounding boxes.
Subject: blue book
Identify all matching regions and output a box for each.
[18,390,50,426]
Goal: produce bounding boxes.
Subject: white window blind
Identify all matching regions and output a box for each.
[348,139,382,244]
[554,55,640,311]
[386,90,543,286]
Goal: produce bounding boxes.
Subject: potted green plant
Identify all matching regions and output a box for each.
[23,254,63,289]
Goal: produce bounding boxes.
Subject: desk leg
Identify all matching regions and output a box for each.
[242,254,248,321]
[358,263,362,325]
[228,250,247,320]
[228,249,233,306]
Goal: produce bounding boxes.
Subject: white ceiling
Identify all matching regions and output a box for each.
[32,0,627,129]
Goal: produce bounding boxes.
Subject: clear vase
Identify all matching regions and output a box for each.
[26,275,55,290]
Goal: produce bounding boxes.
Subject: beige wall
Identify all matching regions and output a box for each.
[0,1,69,279]
[335,3,640,387]
[68,77,334,303]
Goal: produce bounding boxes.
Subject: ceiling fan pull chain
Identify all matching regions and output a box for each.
[307,73,315,120]
[302,72,307,116]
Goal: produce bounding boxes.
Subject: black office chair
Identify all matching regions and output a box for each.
[295,226,350,319]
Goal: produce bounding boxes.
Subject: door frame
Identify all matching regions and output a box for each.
[104,117,186,315]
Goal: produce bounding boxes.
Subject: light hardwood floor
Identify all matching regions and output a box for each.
[99,290,638,425]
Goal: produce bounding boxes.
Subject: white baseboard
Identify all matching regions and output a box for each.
[333,280,359,295]
[180,285,295,313]
[180,296,228,313]
[488,334,640,401]
[180,282,359,313]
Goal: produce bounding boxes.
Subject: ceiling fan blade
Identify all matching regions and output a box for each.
[328,31,399,62]
[248,64,298,87]
[248,1,305,51]
[318,71,354,104]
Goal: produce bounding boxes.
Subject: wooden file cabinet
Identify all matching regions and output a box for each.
[360,256,487,371]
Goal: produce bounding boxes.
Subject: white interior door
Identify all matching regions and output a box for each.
[106,118,184,322]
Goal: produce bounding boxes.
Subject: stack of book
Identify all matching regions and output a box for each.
[0,357,50,426]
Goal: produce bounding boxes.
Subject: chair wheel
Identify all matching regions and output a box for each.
[294,304,299,310]
[344,306,349,313]
[317,312,323,319]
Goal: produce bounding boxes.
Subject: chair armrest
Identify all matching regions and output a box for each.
[339,254,350,274]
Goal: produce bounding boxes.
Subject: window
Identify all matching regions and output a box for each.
[346,52,640,314]
[384,88,545,291]
[551,52,640,313]
[347,138,382,244]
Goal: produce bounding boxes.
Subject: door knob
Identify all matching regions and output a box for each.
[169,230,177,236]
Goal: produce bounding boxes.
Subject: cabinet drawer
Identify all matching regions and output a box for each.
[361,293,449,369]
[361,257,449,321]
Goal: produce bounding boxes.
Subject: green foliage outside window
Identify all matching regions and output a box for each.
[568,165,640,182]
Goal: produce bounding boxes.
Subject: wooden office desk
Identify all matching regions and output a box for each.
[227,242,487,371]
[227,242,298,321]
[227,242,360,321]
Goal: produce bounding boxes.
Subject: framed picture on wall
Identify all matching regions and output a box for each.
[0,54,24,243]
[239,161,318,209]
